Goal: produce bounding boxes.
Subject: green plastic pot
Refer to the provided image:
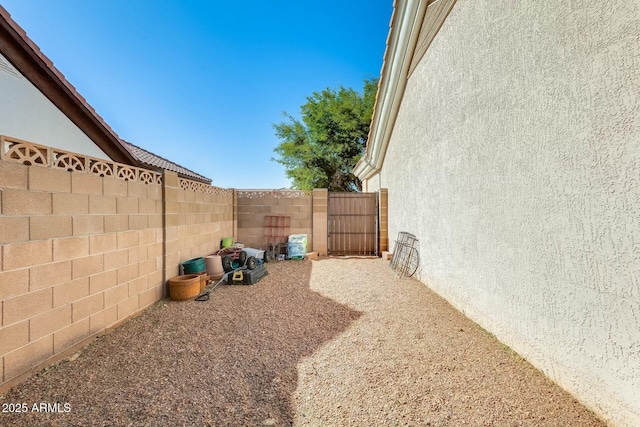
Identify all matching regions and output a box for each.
[181,257,205,274]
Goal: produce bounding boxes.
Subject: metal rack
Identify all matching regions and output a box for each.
[263,215,290,246]
[390,232,420,278]
[263,215,290,260]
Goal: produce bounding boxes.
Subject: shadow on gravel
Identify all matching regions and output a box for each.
[0,260,361,427]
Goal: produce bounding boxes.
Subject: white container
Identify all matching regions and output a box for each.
[288,234,307,260]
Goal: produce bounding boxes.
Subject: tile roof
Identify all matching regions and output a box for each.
[123,141,212,184]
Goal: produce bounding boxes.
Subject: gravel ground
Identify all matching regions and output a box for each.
[295,258,605,427]
[0,258,605,426]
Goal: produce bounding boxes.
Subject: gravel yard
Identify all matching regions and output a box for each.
[0,258,605,426]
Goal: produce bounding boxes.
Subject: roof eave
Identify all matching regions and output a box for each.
[354,0,430,182]
[0,6,139,166]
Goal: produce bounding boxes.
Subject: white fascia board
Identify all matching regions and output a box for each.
[355,0,429,181]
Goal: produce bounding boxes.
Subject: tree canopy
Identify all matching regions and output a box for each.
[272,78,378,191]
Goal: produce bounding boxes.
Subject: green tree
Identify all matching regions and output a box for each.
[273,78,378,191]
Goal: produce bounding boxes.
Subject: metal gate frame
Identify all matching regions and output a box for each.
[327,192,379,256]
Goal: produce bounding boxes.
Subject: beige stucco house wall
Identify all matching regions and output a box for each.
[356,1,640,425]
[0,53,109,159]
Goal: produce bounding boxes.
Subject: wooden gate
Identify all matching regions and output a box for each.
[328,192,378,256]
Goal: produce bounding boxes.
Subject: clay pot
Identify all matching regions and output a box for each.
[198,273,210,292]
[205,255,224,280]
[168,274,200,301]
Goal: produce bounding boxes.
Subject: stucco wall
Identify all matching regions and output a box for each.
[0,53,108,159]
[372,0,640,425]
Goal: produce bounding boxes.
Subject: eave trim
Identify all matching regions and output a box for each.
[355,0,455,182]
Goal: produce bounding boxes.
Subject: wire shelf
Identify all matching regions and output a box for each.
[390,232,419,278]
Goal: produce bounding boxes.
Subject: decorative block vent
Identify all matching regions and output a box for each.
[0,135,161,184]
[237,189,312,199]
[178,178,233,196]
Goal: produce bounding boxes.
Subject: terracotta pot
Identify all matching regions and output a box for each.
[205,255,224,280]
[198,272,210,292]
[168,274,200,301]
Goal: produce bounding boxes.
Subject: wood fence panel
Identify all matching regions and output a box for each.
[328,192,378,255]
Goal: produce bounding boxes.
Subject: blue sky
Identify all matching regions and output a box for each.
[2,1,392,188]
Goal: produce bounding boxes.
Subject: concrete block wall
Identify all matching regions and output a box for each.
[163,172,234,280]
[378,188,388,253]
[236,190,314,252]
[0,155,164,390]
[0,138,328,392]
[311,189,328,255]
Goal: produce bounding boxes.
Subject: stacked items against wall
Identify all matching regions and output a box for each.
[264,215,290,261]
